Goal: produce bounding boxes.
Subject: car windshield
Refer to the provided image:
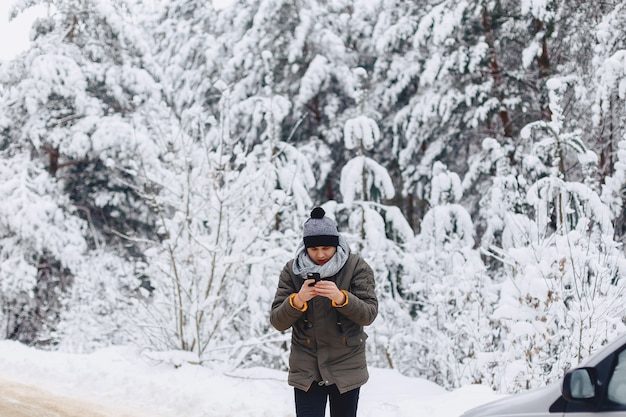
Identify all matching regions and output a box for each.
[608,348,626,405]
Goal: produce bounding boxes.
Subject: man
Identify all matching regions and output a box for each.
[270,206,378,417]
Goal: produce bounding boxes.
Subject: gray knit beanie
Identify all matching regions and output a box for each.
[303,207,339,248]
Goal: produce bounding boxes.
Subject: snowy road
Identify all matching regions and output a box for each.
[0,341,503,417]
[0,379,154,417]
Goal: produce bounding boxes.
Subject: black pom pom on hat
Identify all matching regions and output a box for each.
[303,206,339,248]
[310,206,326,219]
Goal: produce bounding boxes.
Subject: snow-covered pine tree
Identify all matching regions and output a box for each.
[592,2,626,252]
[0,151,87,345]
[403,161,495,389]
[383,0,526,231]
[0,0,165,349]
[492,175,626,392]
[325,67,416,371]
[132,68,316,366]
[398,0,626,391]
[491,76,626,392]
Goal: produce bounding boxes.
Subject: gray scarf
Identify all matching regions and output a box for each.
[292,235,350,279]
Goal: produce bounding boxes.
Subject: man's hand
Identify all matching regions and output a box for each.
[310,280,346,305]
[292,278,317,308]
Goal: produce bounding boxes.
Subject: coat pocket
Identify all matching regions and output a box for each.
[344,332,368,347]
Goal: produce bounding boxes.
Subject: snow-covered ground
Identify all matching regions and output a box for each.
[0,341,502,417]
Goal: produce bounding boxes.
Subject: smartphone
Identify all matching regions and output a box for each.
[307,272,321,286]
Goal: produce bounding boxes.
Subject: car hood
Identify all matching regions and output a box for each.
[461,383,562,417]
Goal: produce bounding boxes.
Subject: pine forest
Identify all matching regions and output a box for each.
[1,0,626,393]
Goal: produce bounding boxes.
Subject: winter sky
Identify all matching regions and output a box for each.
[0,2,43,61]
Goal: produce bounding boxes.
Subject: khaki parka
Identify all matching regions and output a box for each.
[270,253,378,394]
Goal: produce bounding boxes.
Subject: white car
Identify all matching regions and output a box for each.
[461,333,626,416]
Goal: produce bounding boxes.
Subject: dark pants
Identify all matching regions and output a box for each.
[294,383,360,417]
